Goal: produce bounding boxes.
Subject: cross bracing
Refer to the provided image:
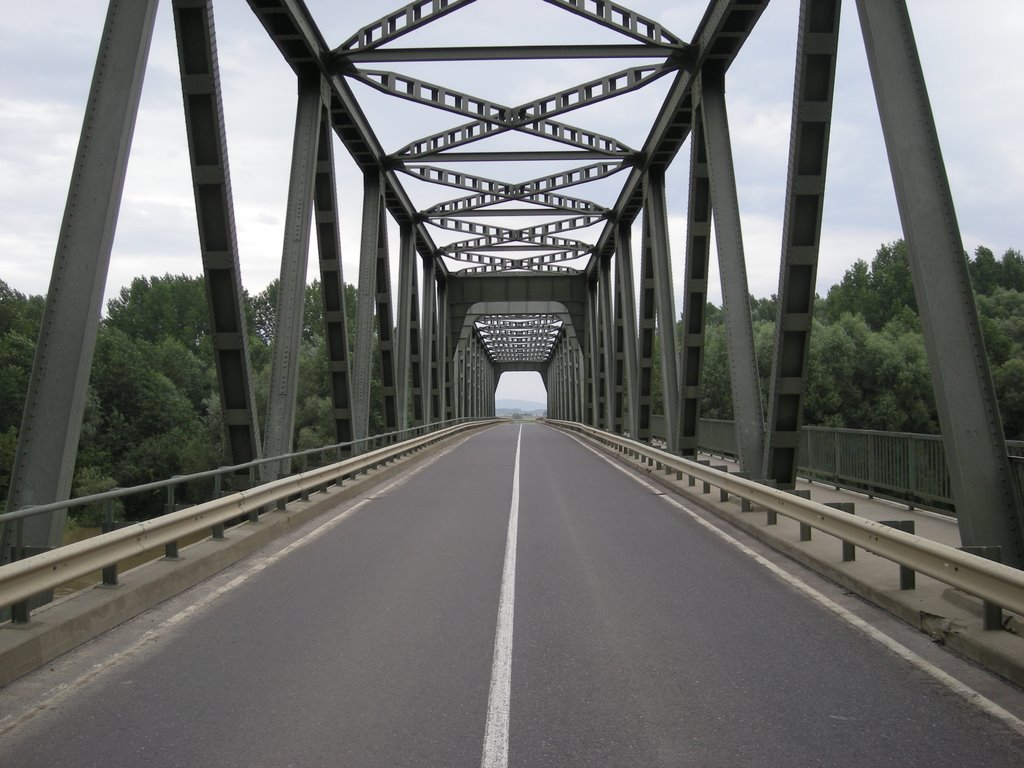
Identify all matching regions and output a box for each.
[3,0,1024,580]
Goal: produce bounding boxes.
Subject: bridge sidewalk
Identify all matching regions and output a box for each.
[610,447,1024,689]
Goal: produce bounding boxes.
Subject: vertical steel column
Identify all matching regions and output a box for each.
[701,70,765,473]
[352,171,383,444]
[420,257,436,424]
[395,224,416,430]
[263,75,322,476]
[616,220,640,438]
[437,278,451,421]
[637,198,657,442]
[173,0,262,473]
[373,208,398,436]
[647,169,681,453]
[599,256,616,431]
[677,107,713,458]
[574,339,585,422]
[584,281,600,426]
[857,0,1024,564]
[408,263,424,426]
[311,101,354,450]
[452,343,462,419]
[471,339,479,417]
[764,0,842,486]
[1,0,159,566]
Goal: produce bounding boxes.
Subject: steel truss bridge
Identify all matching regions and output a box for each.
[2,0,1023,578]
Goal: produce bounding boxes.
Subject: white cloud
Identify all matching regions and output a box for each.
[2,0,1023,407]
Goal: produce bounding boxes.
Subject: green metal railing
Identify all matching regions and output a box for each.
[651,416,1024,513]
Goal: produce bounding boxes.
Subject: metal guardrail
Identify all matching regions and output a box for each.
[0,417,487,529]
[550,420,1024,618]
[0,419,497,619]
[653,417,1024,512]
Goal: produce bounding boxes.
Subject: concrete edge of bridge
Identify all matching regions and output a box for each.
[0,435,465,690]
[562,427,1024,691]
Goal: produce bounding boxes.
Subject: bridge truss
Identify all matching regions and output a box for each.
[3,0,1023,571]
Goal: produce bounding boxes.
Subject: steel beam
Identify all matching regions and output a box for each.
[437,278,452,420]
[173,0,262,474]
[396,224,417,430]
[701,71,765,473]
[311,102,355,448]
[615,219,640,438]
[589,0,769,269]
[646,169,681,453]
[1,0,159,567]
[764,0,841,487]
[636,196,657,443]
[343,44,676,63]
[263,75,322,476]
[541,0,683,46]
[599,256,616,430]
[857,0,1024,565]
[420,258,437,424]
[337,0,479,53]
[676,107,712,457]
[353,172,384,443]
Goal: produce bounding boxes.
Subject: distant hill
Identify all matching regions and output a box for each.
[495,398,546,413]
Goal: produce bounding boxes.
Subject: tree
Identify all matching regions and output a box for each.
[105,274,209,353]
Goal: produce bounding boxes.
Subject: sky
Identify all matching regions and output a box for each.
[1,0,1022,406]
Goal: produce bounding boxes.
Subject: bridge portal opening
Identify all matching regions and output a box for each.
[495,372,547,418]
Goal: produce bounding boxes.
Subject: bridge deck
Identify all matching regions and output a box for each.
[1,423,1023,766]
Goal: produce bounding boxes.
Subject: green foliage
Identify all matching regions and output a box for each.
[5,235,1024,526]
[685,239,1024,439]
[106,274,209,353]
[823,240,917,330]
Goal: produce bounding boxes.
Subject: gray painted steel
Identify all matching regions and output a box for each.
[856,0,1024,565]
[396,225,417,430]
[677,110,712,458]
[352,172,384,444]
[615,220,640,438]
[598,257,616,431]
[173,0,263,476]
[636,197,657,443]
[763,0,842,489]
[0,0,159,566]
[701,71,765,475]
[420,258,437,425]
[646,169,681,453]
[311,104,355,447]
[263,76,322,476]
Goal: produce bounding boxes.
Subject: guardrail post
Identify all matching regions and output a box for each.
[713,466,729,501]
[758,479,779,524]
[826,502,856,560]
[959,545,1004,630]
[731,472,751,511]
[102,497,119,585]
[789,490,812,540]
[697,459,710,491]
[881,520,916,589]
[211,475,226,539]
[164,486,179,559]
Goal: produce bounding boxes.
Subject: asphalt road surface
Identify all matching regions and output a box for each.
[2,423,1023,766]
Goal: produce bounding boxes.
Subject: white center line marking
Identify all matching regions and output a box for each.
[481,424,522,768]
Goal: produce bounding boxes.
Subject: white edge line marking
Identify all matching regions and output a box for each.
[561,429,1024,740]
[480,424,522,768]
[0,435,475,739]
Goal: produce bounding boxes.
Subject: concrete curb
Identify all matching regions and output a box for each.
[0,440,447,689]
[590,437,1024,689]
